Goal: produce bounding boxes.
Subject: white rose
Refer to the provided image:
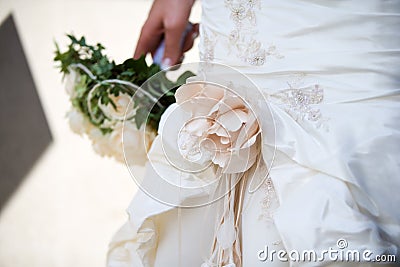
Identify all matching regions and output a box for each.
[64,69,80,98]
[67,108,92,135]
[99,93,135,120]
[88,127,114,157]
[109,121,156,165]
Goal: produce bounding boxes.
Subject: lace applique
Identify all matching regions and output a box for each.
[258,176,279,221]
[200,27,218,63]
[225,0,283,65]
[269,74,329,130]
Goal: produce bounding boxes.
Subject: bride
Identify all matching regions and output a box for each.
[107,0,400,266]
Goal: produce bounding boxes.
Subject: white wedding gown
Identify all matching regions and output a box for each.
[107,0,400,266]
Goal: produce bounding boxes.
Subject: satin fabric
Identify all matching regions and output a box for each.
[108,0,400,266]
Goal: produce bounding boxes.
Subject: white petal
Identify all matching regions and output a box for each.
[216,109,247,132]
[202,83,225,100]
[218,95,245,114]
[175,83,203,104]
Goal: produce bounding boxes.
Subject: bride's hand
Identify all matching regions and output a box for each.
[134,0,199,68]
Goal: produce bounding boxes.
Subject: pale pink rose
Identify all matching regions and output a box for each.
[175,82,260,173]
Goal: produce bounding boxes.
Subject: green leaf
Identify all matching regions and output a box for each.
[176,71,195,86]
[121,70,135,76]
[100,127,112,135]
[122,55,148,72]
[134,107,149,129]
[79,36,86,46]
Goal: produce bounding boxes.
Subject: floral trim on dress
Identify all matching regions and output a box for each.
[225,0,283,65]
[199,26,218,63]
[258,176,279,221]
[269,74,329,130]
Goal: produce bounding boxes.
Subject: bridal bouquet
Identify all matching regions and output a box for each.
[54,35,193,164]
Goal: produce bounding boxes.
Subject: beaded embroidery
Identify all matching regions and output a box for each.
[199,26,218,63]
[269,74,329,129]
[258,176,279,221]
[224,0,283,65]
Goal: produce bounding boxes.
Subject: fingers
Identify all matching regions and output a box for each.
[135,21,200,67]
[134,0,196,64]
[182,23,199,53]
[162,20,187,67]
[133,19,163,59]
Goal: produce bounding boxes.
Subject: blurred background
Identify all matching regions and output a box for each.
[0,0,201,266]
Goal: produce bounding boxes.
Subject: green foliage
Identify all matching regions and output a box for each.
[54,34,194,133]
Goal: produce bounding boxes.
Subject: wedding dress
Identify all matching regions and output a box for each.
[107,0,400,266]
